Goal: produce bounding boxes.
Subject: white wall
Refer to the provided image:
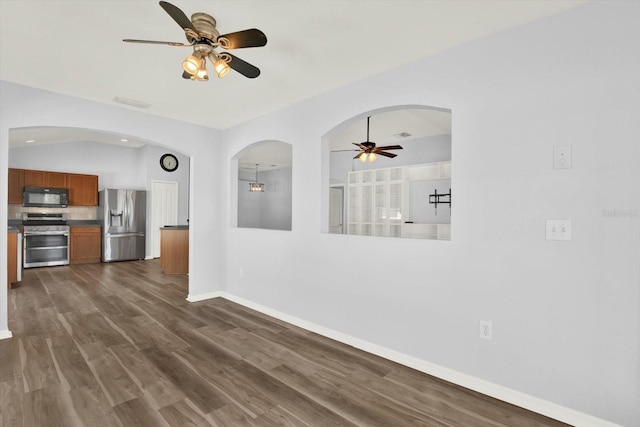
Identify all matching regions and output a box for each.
[219,2,639,425]
[0,82,226,333]
[1,2,638,425]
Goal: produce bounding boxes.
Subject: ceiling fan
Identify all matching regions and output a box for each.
[123,1,267,81]
[335,116,403,163]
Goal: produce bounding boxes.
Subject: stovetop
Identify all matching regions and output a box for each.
[22,213,68,231]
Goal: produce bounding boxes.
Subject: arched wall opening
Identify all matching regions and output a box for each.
[7,125,193,285]
[230,140,293,231]
[321,105,452,239]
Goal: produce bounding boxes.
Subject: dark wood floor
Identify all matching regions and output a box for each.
[1,260,569,426]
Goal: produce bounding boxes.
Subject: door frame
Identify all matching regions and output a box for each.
[150,180,179,259]
[329,184,346,234]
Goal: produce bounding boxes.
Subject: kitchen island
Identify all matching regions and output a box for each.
[160,226,189,275]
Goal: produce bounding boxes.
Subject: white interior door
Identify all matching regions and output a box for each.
[329,186,344,234]
[151,180,179,258]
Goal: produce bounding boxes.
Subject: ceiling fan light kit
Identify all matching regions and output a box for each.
[123,1,267,81]
[358,152,377,163]
[351,116,404,163]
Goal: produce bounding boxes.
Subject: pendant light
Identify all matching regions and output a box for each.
[249,164,264,192]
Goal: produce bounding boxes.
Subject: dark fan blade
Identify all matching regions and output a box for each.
[225,53,260,78]
[123,39,190,46]
[218,29,267,49]
[376,151,398,158]
[159,1,197,32]
[353,153,363,160]
[374,145,403,151]
[182,71,193,79]
[352,142,369,151]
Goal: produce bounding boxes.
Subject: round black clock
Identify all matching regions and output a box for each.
[160,153,179,172]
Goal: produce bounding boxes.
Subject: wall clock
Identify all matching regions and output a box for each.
[160,153,179,172]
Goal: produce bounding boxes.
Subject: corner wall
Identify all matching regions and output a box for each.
[220,2,640,425]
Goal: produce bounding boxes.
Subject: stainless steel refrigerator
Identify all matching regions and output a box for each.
[98,189,146,262]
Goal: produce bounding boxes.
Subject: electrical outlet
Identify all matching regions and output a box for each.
[239,267,244,278]
[553,145,572,169]
[480,320,493,340]
[546,219,572,241]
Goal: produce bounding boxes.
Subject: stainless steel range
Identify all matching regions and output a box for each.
[22,213,70,268]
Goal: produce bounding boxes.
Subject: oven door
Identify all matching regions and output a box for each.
[23,232,70,268]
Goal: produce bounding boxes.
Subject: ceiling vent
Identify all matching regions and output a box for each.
[113,96,151,109]
[393,132,412,138]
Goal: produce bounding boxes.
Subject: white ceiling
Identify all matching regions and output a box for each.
[0,0,585,134]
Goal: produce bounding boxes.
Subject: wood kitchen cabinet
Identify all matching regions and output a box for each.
[7,231,19,288]
[70,226,101,264]
[160,227,189,275]
[24,169,68,188]
[8,168,24,204]
[8,168,98,206]
[68,173,98,206]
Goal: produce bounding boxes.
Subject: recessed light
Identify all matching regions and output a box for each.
[25,139,35,143]
[120,139,128,142]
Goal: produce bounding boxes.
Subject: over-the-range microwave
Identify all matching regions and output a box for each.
[23,186,68,208]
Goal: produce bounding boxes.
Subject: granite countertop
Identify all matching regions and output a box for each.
[7,226,19,233]
[160,225,189,230]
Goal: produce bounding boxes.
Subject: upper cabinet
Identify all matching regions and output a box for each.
[68,174,98,206]
[7,168,98,206]
[8,168,24,204]
[24,169,68,188]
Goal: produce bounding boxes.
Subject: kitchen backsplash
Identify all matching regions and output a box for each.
[8,204,97,220]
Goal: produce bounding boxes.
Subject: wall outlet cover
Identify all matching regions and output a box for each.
[546,219,572,241]
[553,145,572,169]
[480,320,493,340]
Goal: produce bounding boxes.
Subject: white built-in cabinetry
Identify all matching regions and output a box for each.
[347,161,451,240]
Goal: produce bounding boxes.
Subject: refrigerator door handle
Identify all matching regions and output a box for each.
[106,232,145,238]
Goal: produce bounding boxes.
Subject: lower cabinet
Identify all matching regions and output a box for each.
[7,232,19,288]
[160,228,189,275]
[70,226,101,264]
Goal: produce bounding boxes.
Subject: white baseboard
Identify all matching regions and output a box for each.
[186,291,226,302]
[0,330,13,340]
[186,291,620,427]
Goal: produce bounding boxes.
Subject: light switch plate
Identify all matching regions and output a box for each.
[546,219,572,240]
[553,145,572,169]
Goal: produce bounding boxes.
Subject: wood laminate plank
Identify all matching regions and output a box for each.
[68,383,124,427]
[0,377,24,427]
[141,346,228,414]
[47,335,96,390]
[5,260,571,427]
[19,335,60,392]
[113,396,171,427]
[0,337,22,383]
[109,343,186,409]
[80,341,142,406]
[61,311,128,347]
[21,384,81,427]
[159,399,213,427]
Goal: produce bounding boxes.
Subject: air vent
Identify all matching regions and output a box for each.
[393,132,412,138]
[113,96,151,109]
